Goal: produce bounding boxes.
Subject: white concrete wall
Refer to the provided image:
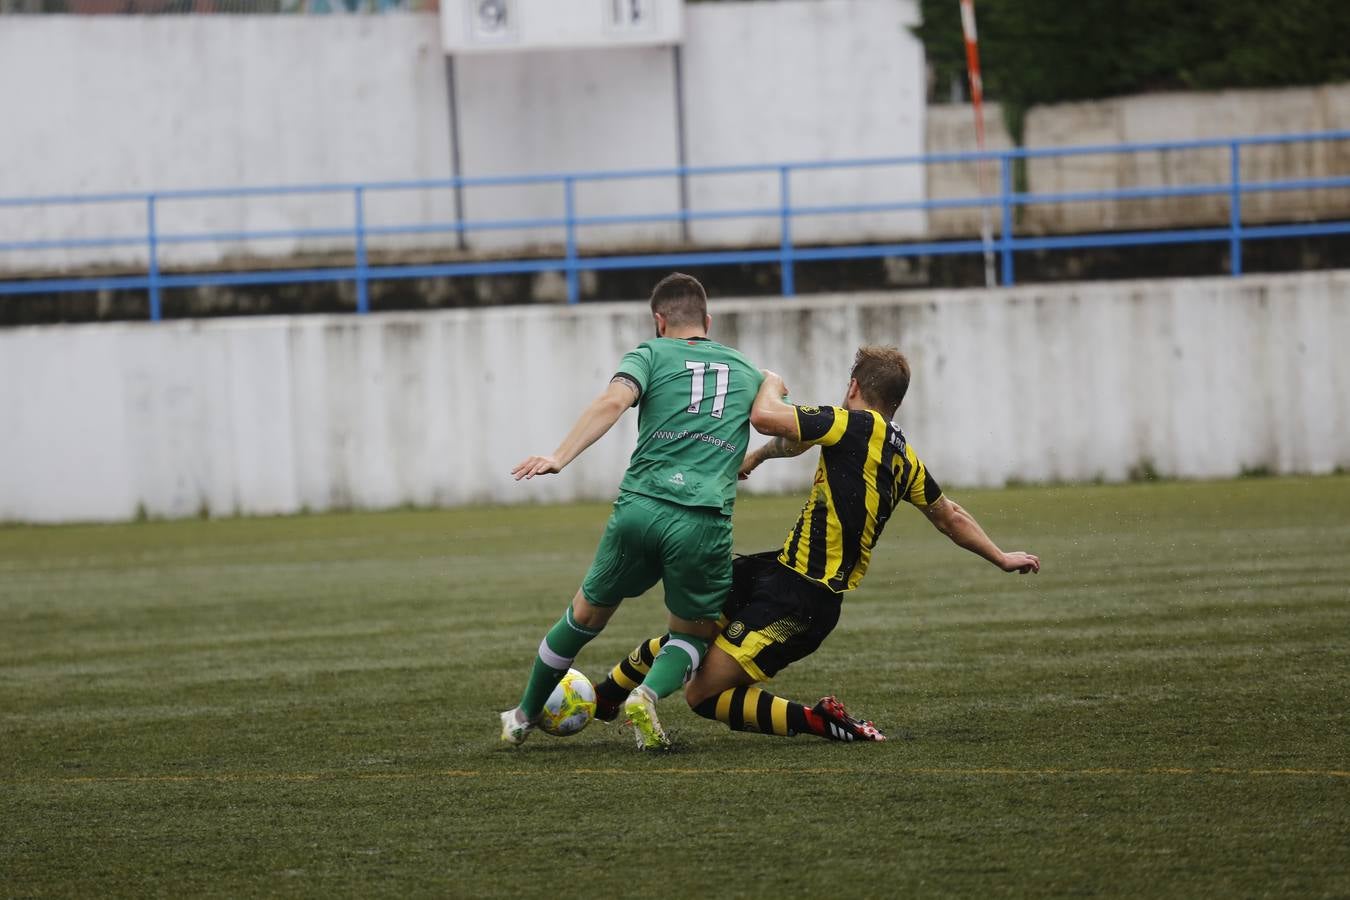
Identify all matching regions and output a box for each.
[1023,83,1350,234]
[922,102,1014,238]
[0,16,456,273]
[0,1,926,274]
[925,83,1350,238]
[3,269,1347,524]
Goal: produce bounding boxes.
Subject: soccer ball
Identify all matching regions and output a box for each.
[539,668,597,737]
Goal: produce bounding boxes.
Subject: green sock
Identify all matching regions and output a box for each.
[518,607,602,719]
[641,631,709,700]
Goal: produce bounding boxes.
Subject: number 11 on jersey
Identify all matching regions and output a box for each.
[685,361,731,419]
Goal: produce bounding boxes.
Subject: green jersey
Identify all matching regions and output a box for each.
[612,336,763,516]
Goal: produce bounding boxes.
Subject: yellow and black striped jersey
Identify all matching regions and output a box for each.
[778,405,943,593]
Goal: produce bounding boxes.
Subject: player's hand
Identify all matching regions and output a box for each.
[511,455,562,480]
[760,369,788,400]
[999,552,1040,574]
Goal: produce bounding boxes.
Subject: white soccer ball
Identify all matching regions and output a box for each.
[539,668,597,737]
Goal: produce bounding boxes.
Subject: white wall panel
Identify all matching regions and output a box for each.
[453,46,682,252]
[1021,83,1350,234]
[682,0,927,246]
[0,16,454,273]
[3,270,1347,523]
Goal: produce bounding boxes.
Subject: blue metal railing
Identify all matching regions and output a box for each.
[1,129,1348,320]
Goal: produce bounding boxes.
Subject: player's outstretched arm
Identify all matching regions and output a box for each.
[748,370,800,438]
[511,380,639,481]
[739,436,812,479]
[921,496,1040,574]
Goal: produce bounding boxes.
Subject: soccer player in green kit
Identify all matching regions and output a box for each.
[501,273,764,750]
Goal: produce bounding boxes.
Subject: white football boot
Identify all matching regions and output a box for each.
[499,707,535,747]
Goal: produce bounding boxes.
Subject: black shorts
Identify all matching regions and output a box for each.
[714,551,843,681]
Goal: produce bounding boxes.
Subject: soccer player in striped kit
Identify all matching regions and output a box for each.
[594,347,1041,741]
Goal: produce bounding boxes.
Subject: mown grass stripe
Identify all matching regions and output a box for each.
[24,765,1350,785]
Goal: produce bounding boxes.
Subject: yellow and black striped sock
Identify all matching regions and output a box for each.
[691,686,826,738]
[594,635,668,719]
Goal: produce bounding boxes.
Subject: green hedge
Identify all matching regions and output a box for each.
[915,0,1350,142]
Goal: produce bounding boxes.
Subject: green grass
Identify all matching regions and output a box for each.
[2,477,1348,898]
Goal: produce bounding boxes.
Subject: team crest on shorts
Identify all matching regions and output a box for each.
[725,621,746,640]
[798,406,820,415]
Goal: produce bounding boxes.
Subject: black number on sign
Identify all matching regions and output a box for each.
[478,0,506,28]
[611,0,645,27]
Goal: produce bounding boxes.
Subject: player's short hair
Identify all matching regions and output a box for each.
[649,272,708,328]
[850,345,911,415]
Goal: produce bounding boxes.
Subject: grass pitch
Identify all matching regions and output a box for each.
[2,477,1348,898]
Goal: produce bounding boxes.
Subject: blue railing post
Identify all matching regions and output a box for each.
[354,187,369,314]
[778,165,795,296]
[146,194,161,322]
[564,177,579,304]
[1229,141,1243,276]
[999,154,1015,286]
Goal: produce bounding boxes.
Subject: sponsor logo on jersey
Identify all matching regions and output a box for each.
[669,472,686,486]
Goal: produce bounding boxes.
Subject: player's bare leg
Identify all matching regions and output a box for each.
[623,613,718,751]
[684,644,757,707]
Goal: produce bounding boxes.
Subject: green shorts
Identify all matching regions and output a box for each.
[581,491,732,622]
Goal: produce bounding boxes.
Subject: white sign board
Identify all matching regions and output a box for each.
[442,0,683,54]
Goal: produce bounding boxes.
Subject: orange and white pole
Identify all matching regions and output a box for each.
[960,0,997,287]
